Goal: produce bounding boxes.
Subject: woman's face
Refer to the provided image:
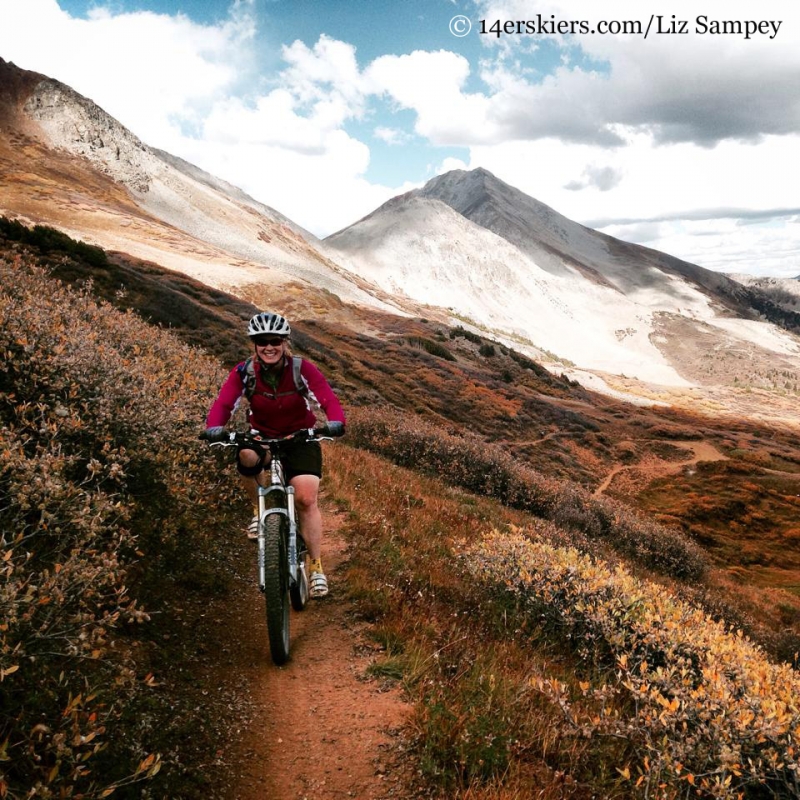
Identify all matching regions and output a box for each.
[252,335,286,366]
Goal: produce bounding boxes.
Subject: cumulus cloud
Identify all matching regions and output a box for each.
[353,0,799,151]
[564,164,623,192]
[190,34,371,157]
[310,0,799,151]
[0,0,253,147]
[281,35,367,113]
[437,156,470,174]
[176,133,391,236]
[475,0,800,147]
[366,50,496,144]
[374,126,412,145]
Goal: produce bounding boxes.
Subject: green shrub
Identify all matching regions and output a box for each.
[414,665,518,788]
[449,325,482,344]
[0,216,108,267]
[508,348,552,378]
[406,336,457,361]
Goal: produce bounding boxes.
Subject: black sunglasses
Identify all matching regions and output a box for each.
[252,336,286,347]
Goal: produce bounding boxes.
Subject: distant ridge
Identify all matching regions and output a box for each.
[326,168,800,385]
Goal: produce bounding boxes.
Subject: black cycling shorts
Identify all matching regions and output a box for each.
[237,440,322,481]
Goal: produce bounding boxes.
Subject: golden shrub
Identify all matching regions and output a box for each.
[468,529,800,798]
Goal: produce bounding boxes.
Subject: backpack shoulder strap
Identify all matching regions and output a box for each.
[292,356,309,397]
[238,356,308,401]
[237,357,257,399]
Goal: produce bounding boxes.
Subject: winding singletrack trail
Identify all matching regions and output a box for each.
[593,439,728,497]
[221,508,412,800]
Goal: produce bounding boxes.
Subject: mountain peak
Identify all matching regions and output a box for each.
[417,166,554,220]
[431,166,496,180]
[415,166,591,279]
[420,166,502,196]
[417,167,502,222]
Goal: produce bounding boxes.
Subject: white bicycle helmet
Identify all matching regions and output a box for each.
[247,312,291,338]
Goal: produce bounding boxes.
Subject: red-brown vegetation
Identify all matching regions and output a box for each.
[5,221,800,798]
[346,406,707,581]
[0,253,240,798]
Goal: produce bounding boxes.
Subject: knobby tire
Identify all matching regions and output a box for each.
[263,512,290,665]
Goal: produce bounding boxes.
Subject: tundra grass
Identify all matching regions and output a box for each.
[324,442,800,799]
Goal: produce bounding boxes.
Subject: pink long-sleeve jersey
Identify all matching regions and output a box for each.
[206,356,345,437]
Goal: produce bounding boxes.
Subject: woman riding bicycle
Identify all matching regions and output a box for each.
[204,312,345,598]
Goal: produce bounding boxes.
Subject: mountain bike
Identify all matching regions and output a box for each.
[201,425,338,665]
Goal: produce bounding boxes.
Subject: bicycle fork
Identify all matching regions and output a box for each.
[256,482,301,593]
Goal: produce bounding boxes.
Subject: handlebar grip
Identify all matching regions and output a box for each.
[320,421,345,438]
[200,427,229,443]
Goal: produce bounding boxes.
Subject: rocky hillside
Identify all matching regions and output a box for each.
[0,57,400,312]
[3,58,800,407]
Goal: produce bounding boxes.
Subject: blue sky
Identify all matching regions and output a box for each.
[56,0,489,185]
[53,0,573,188]
[3,0,800,275]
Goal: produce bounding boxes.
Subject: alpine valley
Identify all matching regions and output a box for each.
[2,56,800,423]
[6,54,800,800]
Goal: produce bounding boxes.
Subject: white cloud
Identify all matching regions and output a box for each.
[366,50,496,144]
[360,0,800,150]
[631,217,800,278]
[437,156,469,174]
[0,0,250,147]
[184,33,390,233]
[202,89,351,154]
[475,0,800,146]
[374,126,412,145]
[177,132,390,236]
[281,35,366,110]
[564,164,623,192]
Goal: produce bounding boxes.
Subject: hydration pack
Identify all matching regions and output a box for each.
[237,355,309,401]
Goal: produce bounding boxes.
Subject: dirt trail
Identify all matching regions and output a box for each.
[222,509,412,800]
[593,439,728,497]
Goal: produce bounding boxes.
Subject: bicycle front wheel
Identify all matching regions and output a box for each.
[262,512,290,665]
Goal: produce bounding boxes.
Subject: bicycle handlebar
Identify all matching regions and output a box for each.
[199,423,344,446]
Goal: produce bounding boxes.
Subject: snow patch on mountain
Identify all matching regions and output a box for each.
[705,317,800,355]
[326,168,800,388]
[326,195,692,386]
